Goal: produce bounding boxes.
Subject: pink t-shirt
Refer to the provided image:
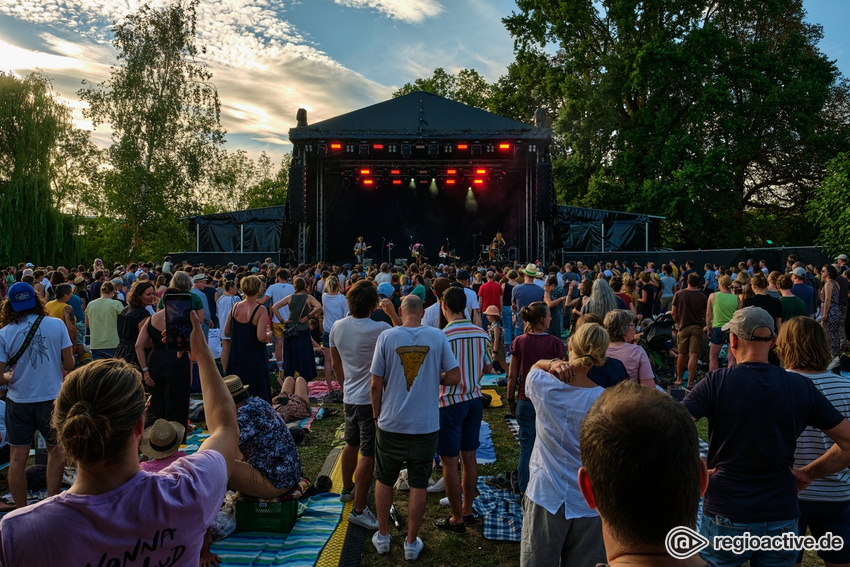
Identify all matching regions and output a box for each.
[606,342,654,385]
[140,451,188,473]
[0,450,227,567]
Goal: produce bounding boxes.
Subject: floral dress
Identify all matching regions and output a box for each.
[821,279,841,357]
[237,396,302,491]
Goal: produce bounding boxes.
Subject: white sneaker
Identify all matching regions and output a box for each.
[439,494,461,506]
[426,477,444,493]
[349,508,379,530]
[404,537,424,560]
[372,531,390,554]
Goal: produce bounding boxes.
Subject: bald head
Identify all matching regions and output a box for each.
[401,294,423,315]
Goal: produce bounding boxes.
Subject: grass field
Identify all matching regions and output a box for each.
[298,387,824,566]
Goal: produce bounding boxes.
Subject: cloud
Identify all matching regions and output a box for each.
[0,38,86,72]
[332,0,444,24]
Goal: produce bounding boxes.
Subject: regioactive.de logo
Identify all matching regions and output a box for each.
[665,526,710,559]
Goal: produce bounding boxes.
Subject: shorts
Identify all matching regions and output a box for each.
[5,399,57,447]
[321,331,330,347]
[274,393,311,422]
[75,321,87,345]
[374,428,438,489]
[437,397,483,457]
[797,499,850,563]
[344,403,375,458]
[272,322,288,338]
[710,327,729,345]
[677,325,704,355]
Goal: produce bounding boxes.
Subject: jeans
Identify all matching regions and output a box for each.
[502,306,514,347]
[699,514,798,567]
[91,348,115,360]
[515,399,536,494]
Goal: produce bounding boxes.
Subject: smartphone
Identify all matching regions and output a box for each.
[163,293,193,351]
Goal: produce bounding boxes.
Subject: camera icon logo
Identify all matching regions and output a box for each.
[665,526,710,559]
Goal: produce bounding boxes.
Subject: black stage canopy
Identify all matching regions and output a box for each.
[287,91,554,264]
[184,206,286,255]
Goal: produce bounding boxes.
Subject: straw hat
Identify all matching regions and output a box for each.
[140,419,185,460]
[483,305,501,317]
[521,263,542,278]
[223,374,249,399]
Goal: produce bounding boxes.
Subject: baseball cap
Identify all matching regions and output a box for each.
[837,254,849,261]
[721,306,775,341]
[8,282,36,312]
[25,263,34,268]
[377,282,394,298]
[792,267,806,277]
[457,269,471,280]
[111,278,122,286]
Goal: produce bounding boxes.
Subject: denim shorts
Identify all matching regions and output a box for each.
[710,327,730,345]
[321,331,330,346]
[437,397,483,457]
[699,513,797,567]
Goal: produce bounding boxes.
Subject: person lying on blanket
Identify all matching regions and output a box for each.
[0,311,239,567]
[272,375,312,423]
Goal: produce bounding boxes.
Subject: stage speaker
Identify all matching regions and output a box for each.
[536,162,554,222]
[288,163,307,223]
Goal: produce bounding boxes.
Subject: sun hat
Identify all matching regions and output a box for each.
[74,276,85,284]
[140,419,185,460]
[521,263,542,278]
[721,306,775,341]
[377,282,394,298]
[223,375,249,399]
[192,273,206,282]
[7,282,36,312]
[483,305,501,317]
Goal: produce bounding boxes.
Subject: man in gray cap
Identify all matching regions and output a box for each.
[683,306,850,566]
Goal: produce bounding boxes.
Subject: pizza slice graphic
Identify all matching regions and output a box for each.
[395,346,430,391]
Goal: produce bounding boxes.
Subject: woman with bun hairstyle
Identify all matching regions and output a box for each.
[507,301,566,494]
[520,322,608,567]
[0,313,238,566]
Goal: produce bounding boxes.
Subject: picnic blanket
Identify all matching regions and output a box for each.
[504,415,520,443]
[481,389,503,408]
[472,477,523,541]
[480,373,506,387]
[308,381,340,399]
[476,422,497,465]
[294,406,321,431]
[210,493,344,567]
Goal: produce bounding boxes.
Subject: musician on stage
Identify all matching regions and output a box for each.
[353,236,368,264]
[411,243,426,267]
[489,231,506,261]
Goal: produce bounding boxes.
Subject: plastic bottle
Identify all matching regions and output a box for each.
[316,407,325,420]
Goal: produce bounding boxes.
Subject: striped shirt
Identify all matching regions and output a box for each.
[441,319,492,408]
[792,371,850,501]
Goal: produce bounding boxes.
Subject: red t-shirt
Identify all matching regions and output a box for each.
[478,281,503,312]
[510,332,566,401]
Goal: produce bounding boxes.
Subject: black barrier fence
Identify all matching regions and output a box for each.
[168,252,283,267]
[557,246,832,272]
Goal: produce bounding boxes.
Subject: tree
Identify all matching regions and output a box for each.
[79,0,224,260]
[393,68,493,110]
[809,152,850,256]
[503,0,850,248]
[0,72,78,266]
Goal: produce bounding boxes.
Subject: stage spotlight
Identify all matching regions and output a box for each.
[471,144,482,157]
[457,143,468,150]
[373,144,384,150]
[362,178,375,187]
[474,168,487,176]
[409,178,416,189]
[330,142,342,151]
[446,169,457,176]
[317,143,328,157]
[360,168,372,176]
[392,179,403,185]
[465,187,478,212]
[445,179,456,186]
[429,178,438,196]
[401,144,412,158]
[428,144,439,157]
[473,179,485,186]
[498,143,511,150]
[359,144,369,157]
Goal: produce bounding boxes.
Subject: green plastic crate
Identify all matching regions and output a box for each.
[234,495,299,534]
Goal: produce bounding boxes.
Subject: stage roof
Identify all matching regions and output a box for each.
[288,91,552,142]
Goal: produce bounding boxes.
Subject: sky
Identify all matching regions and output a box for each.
[1,0,848,165]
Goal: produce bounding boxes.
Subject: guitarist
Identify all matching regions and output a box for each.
[353,236,369,265]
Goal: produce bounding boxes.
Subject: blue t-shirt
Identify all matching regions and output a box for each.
[704,270,717,291]
[67,294,85,323]
[791,283,815,314]
[587,358,628,388]
[683,363,844,522]
[511,283,545,324]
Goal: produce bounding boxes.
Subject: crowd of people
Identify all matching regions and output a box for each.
[0,250,847,565]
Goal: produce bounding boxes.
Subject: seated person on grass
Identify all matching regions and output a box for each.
[272,375,312,423]
[139,419,188,473]
[225,374,302,498]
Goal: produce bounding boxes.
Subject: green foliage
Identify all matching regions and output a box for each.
[208,151,290,212]
[809,153,850,256]
[502,0,850,248]
[0,72,78,266]
[393,68,493,110]
[79,0,225,261]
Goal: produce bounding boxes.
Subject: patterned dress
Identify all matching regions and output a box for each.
[822,279,841,357]
[237,396,302,491]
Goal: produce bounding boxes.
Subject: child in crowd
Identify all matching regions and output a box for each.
[483,305,507,373]
[140,419,188,473]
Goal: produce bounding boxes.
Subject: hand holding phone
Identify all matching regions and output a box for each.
[164,293,193,351]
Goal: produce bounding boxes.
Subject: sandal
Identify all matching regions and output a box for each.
[433,516,466,533]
